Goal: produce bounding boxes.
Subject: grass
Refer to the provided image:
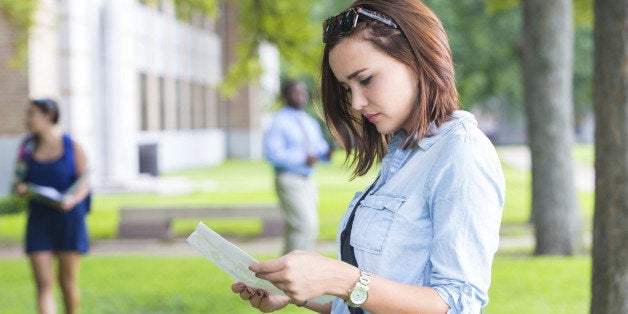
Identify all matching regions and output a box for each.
[0,146,595,313]
[0,255,313,314]
[0,254,591,313]
[486,256,591,313]
[573,143,594,164]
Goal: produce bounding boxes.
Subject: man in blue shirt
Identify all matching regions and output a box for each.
[264,80,331,254]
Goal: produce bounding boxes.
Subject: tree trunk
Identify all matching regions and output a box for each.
[522,0,582,255]
[590,0,628,312]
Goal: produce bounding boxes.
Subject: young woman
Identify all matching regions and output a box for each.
[231,1,505,313]
[13,98,91,314]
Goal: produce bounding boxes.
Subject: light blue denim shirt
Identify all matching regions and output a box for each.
[264,106,330,177]
[331,111,505,314]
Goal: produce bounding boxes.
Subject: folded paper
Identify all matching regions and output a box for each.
[187,222,334,304]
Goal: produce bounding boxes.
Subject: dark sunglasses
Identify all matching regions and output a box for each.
[323,7,398,43]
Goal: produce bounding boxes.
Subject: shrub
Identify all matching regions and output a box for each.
[0,196,27,215]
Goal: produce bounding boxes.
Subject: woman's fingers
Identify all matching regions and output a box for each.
[250,289,267,308]
[231,282,246,293]
[232,281,257,301]
[231,282,292,313]
[239,286,257,301]
[249,258,284,274]
[233,284,271,311]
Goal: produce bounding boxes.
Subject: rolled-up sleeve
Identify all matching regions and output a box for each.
[426,129,505,313]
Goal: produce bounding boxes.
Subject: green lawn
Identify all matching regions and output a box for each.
[0,146,594,313]
[0,254,591,313]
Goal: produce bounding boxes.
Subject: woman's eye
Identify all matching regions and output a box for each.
[360,76,372,86]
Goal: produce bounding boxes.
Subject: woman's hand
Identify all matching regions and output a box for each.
[250,250,358,302]
[15,183,27,196]
[231,282,291,313]
[60,194,78,212]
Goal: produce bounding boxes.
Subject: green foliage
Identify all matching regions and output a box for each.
[573,0,593,26]
[485,0,593,26]
[574,25,593,117]
[484,0,519,13]
[163,0,353,98]
[0,0,37,68]
[173,0,219,19]
[425,0,522,109]
[428,0,594,115]
[0,196,26,215]
[219,0,322,97]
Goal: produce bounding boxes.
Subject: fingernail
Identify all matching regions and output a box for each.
[256,290,263,296]
[246,287,254,294]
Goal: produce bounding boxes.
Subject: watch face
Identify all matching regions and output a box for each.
[350,288,368,305]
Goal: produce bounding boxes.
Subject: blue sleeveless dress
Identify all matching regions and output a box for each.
[25,134,89,254]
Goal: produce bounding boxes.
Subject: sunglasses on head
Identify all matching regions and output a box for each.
[323,7,398,43]
[33,98,57,113]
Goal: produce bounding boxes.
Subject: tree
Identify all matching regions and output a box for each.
[522,0,582,255]
[426,0,522,110]
[0,0,37,67]
[590,0,628,312]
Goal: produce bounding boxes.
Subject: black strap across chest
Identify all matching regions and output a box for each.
[340,181,377,314]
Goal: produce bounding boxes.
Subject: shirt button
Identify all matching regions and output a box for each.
[463,286,472,295]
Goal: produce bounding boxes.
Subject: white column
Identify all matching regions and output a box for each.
[28,0,59,99]
[57,0,98,181]
[100,0,139,184]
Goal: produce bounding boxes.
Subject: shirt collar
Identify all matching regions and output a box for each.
[418,110,477,151]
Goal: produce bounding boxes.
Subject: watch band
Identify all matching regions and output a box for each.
[346,269,372,308]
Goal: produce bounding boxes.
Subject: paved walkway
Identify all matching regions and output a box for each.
[0,237,337,259]
[0,232,546,260]
[497,146,594,192]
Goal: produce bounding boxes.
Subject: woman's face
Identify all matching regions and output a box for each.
[329,38,419,135]
[26,105,53,133]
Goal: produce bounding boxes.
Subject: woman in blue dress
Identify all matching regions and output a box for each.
[14,98,91,314]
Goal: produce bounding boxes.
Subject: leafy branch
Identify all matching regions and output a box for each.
[0,0,38,68]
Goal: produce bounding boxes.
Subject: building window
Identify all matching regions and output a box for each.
[139,73,148,131]
[201,84,208,128]
[177,80,191,129]
[159,76,165,130]
[191,83,198,129]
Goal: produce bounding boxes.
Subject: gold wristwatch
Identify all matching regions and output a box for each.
[346,269,371,308]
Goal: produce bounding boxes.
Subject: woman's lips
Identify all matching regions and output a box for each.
[365,113,380,123]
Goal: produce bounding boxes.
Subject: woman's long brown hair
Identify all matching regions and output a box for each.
[320,0,459,178]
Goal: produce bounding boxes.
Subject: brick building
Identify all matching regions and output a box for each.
[0,0,279,195]
[0,11,28,135]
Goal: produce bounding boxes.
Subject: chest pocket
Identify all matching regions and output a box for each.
[350,194,405,254]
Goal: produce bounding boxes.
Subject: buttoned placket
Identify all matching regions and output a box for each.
[375,132,416,191]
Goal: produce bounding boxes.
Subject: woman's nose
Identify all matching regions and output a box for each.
[350,90,367,111]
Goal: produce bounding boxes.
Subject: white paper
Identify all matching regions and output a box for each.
[26,183,63,207]
[187,222,334,304]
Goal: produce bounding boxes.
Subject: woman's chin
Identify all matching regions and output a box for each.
[374,124,396,135]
